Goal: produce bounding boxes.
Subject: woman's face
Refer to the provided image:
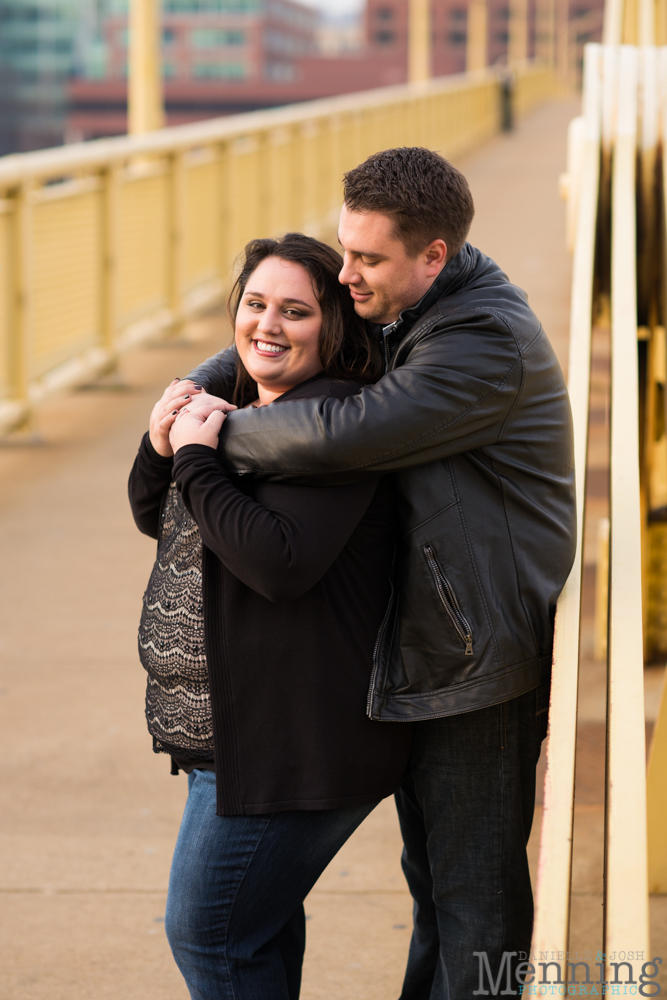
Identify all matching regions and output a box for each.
[235,257,324,399]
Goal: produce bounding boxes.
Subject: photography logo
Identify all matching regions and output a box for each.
[472,951,663,996]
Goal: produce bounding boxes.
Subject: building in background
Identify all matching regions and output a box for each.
[101,0,318,83]
[0,0,605,153]
[364,0,602,78]
[316,10,363,55]
[67,0,411,139]
[0,0,81,153]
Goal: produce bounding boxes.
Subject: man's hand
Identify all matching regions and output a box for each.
[170,407,227,453]
[149,379,236,457]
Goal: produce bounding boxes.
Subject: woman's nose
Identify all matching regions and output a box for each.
[256,308,281,334]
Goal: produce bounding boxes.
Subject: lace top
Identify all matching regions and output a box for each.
[138,483,214,760]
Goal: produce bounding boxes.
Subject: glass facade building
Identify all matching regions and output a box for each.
[0,0,84,153]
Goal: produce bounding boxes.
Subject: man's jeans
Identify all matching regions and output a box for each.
[165,769,376,1000]
[395,688,544,1000]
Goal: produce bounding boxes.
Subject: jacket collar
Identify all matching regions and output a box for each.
[379,242,479,344]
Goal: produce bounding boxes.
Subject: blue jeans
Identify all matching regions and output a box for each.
[395,688,543,999]
[165,769,377,1000]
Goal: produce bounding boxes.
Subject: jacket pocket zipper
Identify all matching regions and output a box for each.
[422,544,474,655]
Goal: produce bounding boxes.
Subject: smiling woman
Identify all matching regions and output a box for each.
[128,231,412,1000]
[227,233,382,408]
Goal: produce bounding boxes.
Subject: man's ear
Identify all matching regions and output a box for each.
[424,239,448,275]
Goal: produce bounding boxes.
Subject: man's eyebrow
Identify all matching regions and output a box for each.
[335,241,387,260]
[244,290,313,309]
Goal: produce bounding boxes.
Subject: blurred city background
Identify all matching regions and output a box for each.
[0,0,603,154]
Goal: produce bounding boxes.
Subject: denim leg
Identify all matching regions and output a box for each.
[165,769,376,1000]
[395,688,542,1000]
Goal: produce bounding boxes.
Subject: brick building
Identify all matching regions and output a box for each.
[66,0,605,143]
[101,0,318,84]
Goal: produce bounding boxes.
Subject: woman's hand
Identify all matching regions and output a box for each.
[149,380,235,457]
[169,407,227,453]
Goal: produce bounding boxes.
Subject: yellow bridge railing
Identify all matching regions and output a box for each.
[0,63,555,434]
[535,41,667,973]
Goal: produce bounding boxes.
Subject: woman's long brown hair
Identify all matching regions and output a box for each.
[225,232,383,407]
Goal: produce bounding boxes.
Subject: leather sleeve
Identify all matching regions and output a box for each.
[187,345,238,398]
[204,311,531,478]
[128,432,174,538]
[171,444,378,602]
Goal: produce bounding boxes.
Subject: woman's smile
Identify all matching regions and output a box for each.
[252,339,289,356]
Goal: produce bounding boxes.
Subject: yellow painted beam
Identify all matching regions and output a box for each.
[639,0,656,42]
[408,0,431,83]
[128,0,165,134]
[467,0,487,72]
[594,517,610,662]
[509,0,529,64]
[648,672,667,891]
[606,43,650,975]
[532,44,602,957]
[556,0,571,85]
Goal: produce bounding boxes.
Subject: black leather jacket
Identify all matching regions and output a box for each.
[188,244,576,721]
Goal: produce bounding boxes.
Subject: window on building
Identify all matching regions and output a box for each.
[450,8,466,21]
[265,61,295,80]
[495,29,509,42]
[447,30,466,45]
[376,6,394,19]
[163,27,176,44]
[375,29,396,44]
[163,61,176,77]
[191,28,246,47]
[192,61,247,78]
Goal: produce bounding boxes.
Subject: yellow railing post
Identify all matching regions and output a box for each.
[647,674,667,891]
[9,182,34,429]
[128,0,165,134]
[532,43,601,958]
[606,44,649,976]
[556,0,571,85]
[99,165,119,362]
[167,152,186,331]
[467,0,488,72]
[594,517,610,661]
[408,0,431,84]
[509,0,529,64]
[540,0,557,69]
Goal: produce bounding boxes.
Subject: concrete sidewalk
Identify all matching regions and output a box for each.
[0,97,593,1000]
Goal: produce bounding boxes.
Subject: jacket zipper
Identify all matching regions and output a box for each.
[423,544,474,655]
[366,573,396,716]
[388,250,477,371]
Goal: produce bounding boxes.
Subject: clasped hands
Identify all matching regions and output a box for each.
[149,378,237,457]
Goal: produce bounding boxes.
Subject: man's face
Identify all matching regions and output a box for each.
[337,204,447,324]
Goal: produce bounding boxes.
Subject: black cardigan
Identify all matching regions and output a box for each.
[129,373,412,815]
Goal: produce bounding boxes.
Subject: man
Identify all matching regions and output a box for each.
[186,147,576,997]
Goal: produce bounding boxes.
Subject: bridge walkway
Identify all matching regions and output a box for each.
[1,96,659,999]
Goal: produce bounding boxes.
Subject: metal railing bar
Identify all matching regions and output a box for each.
[532,42,602,956]
[0,66,543,187]
[605,42,649,973]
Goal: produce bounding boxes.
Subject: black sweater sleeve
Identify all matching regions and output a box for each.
[128,432,175,539]
[171,443,378,602]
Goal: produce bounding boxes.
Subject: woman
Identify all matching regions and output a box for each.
[128,233,412,1000]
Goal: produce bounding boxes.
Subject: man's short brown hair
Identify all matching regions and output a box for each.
[343,147,474,260]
